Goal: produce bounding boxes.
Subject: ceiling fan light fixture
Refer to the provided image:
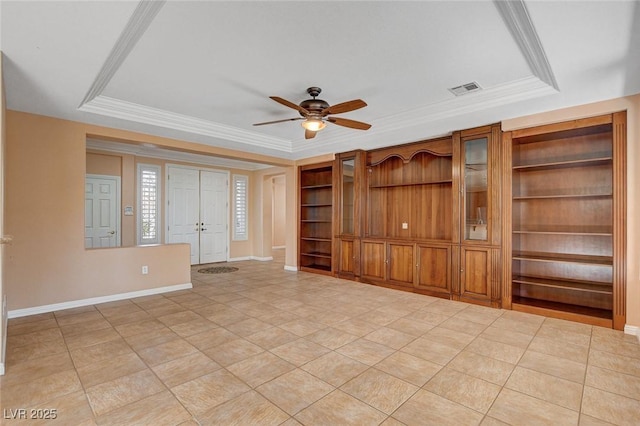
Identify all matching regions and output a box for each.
[301,118,326,132]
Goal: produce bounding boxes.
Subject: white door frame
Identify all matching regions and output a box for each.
[165,164,230,263]
[85,174,121,248]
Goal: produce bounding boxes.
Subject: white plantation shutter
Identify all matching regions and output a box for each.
[233,175,248,241]
[137,164,161,244]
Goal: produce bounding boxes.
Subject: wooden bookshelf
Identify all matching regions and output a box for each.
[505,112,627,329]
[299,162,334,274]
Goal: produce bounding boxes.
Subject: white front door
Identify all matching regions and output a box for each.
[167,167,200,264]
[167,166,228,265]
[200,170,228,263]
[85,176,120,248]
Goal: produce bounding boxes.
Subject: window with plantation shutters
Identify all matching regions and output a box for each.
[137,164,161,245]
[233,175,248,241]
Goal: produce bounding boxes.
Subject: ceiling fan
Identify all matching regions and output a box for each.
[253,87,372,139]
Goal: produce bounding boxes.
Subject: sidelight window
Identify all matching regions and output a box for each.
[137,164,161,245]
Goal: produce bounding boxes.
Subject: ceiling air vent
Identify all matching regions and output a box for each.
[448,81,482,96]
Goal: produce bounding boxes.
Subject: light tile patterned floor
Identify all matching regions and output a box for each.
[2,250,640,425]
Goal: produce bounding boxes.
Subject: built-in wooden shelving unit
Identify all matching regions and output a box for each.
[299,162,334,274]
[505,113,626,329]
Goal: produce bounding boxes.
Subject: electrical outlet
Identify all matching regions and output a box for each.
[402,222,408,230]
[142,266,148,275]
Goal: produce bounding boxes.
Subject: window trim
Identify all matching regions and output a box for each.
[137,163,161,245]
[232,174,249,241]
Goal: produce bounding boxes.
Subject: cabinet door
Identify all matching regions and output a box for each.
[462,136,489,243]
[361,240,386,280]
[459,124,501,246]
[388,242,414,287]
[416,244,451,295]
[460,246,492,301]
[337,238,360,279]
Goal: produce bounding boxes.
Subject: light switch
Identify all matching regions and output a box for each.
[402,222,408,229]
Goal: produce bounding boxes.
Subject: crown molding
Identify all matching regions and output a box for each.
[493,0,559,90]
[86,138,272,171]
[80,95,293,152]
[80,1,166,106]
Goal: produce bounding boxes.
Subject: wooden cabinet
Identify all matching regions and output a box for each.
[359,137,455,297]
[453,124,502,307]
[388,242,415,288]
[360,240,452,295]
[503,112,626,329]
[416,243,451,295]
[459,246,501,303]
[334,151,366,279]
[299,162,334,274]
[359,240,417,289]
[361,240,386,281]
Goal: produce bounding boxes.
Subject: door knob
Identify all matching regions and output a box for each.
[108,231,115,235]
[201,228,208,231]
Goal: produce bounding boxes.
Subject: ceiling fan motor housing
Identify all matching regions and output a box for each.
[298,87,329,118]
[299,98,329,117]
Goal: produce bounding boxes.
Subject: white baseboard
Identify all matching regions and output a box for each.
[284,265,298,272]
[7,283,193,319]
[252,256,273,262]
[624,324,640,342]
[228,256,274,262]
[0,362,4,376]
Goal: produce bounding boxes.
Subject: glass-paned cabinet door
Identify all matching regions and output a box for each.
[463,137,488,241]
[341,158,355,234]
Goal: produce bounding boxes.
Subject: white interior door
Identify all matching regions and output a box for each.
[200,170,228,263]
[167,166,228,265]
[167,167,200,264]
[85,176,120,248]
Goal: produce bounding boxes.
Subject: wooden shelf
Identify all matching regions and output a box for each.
[301,251,332,259]
[513,193,612,200]
[513,156,612,172]
[300,264,332,272]
[369,179,452,188]
[512,251,613,266]
[301,184,333,190]
[300,237,332,242]
[301,203,332,207]
[512,275,612,295]
[512,296,613,326]
[512,225,612,236]
[300,220,332,223]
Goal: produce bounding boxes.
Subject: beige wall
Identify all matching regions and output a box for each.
[1,53,7,372]
[4,111,286,311]
[502,94,640,328]
[86,151,122,176]
[272,175,286,247]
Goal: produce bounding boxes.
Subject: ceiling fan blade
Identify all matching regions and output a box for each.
[253,117,304,126]
[305,129,317,139]
[327,117,372,130]
[321,99,367,115]
[270,96,310,115]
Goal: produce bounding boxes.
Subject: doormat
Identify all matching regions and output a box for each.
[197,266,239,274]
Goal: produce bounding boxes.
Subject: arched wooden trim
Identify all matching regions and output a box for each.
[367,137,453,166]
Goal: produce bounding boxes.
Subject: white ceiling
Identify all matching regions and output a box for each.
[1,1,639,166]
